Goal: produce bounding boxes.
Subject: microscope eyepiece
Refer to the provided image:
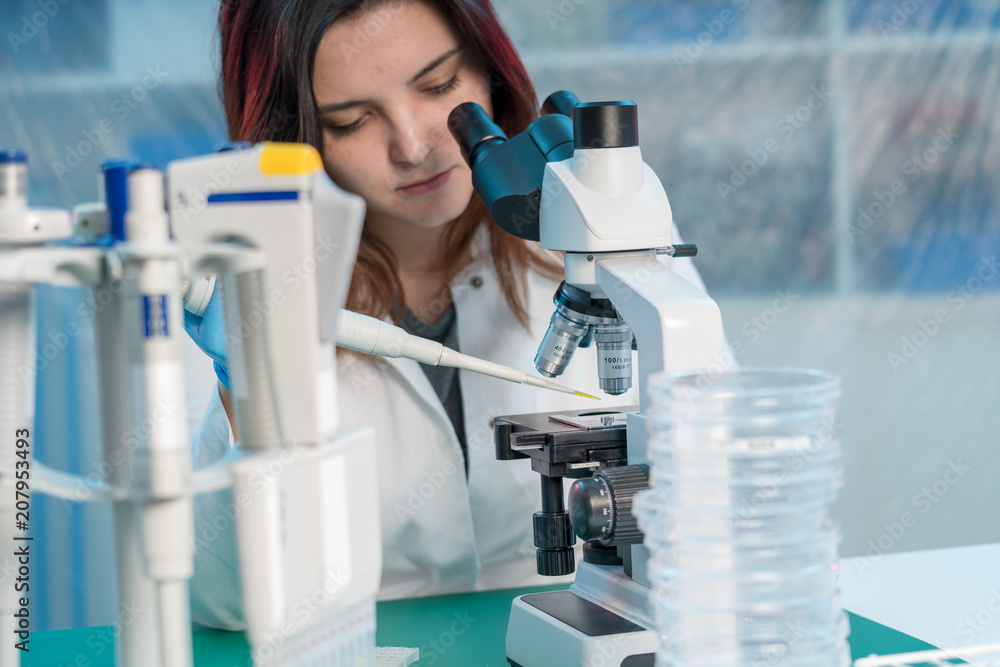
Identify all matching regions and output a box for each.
[447,95,577,242]
[541,90,580,118]
[574,101,638,150]
[447,102,507,166]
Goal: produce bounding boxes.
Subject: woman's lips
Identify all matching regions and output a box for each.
[399,168,452,196]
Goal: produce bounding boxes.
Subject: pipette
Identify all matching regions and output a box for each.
[181,276,598,399]
[335,309,599,399]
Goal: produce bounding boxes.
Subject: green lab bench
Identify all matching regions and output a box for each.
[26,584,935,666]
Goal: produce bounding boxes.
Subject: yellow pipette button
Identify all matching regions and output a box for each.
[260,142,323,176]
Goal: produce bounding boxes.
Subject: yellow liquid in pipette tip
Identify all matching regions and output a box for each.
[543,379,600,399]
[520,372,599,399]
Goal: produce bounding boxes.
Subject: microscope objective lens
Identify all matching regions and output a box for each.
[594,324,633,396]
[534,308,590,378]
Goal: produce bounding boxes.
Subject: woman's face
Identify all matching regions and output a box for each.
[312,1,494,232]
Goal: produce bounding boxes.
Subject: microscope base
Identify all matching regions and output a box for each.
[505,590,657,667]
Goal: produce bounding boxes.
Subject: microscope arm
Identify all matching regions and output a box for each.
[595,255,726,417]
[573,254,726,596]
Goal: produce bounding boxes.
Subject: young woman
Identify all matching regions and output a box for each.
[187,0,710,630]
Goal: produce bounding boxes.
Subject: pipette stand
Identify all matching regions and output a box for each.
[0,164,197,667]
[0,144,389,667]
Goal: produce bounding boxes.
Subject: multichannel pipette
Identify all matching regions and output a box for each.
[182,276,599,399]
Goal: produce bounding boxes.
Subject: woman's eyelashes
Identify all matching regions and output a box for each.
[324,114,367,136]
[428,74,460,95]
[323,74,462,137]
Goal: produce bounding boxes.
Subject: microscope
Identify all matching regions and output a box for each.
[449,93,727,666]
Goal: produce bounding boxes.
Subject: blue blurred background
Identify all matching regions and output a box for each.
[1,0,999,631]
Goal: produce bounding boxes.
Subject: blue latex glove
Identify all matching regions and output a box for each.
[183,282,231,389]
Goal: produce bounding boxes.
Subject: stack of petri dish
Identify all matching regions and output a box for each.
[633,367,849,667]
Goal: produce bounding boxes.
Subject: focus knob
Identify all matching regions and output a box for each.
[569,465,649,546]
[536,547,576,577]
[533,511,575,576]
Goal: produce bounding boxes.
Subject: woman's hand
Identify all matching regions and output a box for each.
[183,282,231,389]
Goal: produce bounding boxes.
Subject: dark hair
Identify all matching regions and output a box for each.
[219,0,561,327]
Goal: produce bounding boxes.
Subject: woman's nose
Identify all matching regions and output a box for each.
[388,107,441,171]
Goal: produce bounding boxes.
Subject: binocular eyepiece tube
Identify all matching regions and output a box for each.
[448,96,637,397]
[447,102,507,166]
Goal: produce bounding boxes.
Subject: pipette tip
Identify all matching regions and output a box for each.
[524,374,600,399]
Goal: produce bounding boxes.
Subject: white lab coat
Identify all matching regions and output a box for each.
[187,224,709,630]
